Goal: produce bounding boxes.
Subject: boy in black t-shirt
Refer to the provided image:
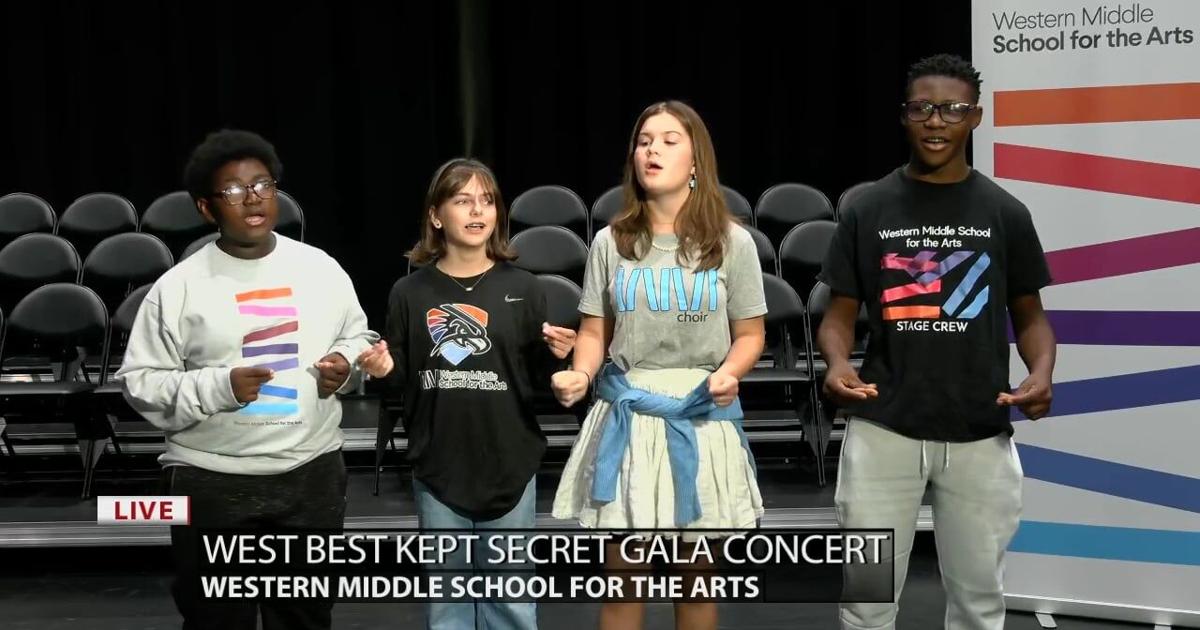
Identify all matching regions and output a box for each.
[817,54,1057,630]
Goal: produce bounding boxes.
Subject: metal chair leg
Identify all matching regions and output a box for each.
[807,388,829,487]
[80,438,96,500]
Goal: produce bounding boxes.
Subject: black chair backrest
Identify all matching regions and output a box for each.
[180,230,223,260]
[744,225,777,274]
[537,274,583,330]
[806,282,832,323]
[755,183,834,248]
[510,225,590,285]
[837,181,874,218]
[806,281,869,341]
[57,193,138,259]
[1,283,109,372]
[180,232,220,261]
[0,192,55,249]
[762,273,807,365]
[113,283,152,335]
[276,189,305,241]
[592,184,752,233]
[82,233,173,313]
[722,185,754,224]
[510,185,589,240]
[779,220,838,303]
[100,283,153,380]
[590,185,623,235]
[0,233,81,316]
[141,190,213,260]
[762,273,805,326]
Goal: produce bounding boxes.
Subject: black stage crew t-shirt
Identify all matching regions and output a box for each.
[819,167,1052,442]
[385,263,559,519]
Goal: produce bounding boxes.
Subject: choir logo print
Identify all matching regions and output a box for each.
[880,251,992,325]
[426,304,492,365]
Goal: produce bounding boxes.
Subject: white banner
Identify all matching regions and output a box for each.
[972,1,1200,626]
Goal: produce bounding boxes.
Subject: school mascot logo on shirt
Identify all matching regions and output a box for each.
[426,304,492,365]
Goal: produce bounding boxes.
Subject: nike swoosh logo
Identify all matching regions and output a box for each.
[504,295,523,303]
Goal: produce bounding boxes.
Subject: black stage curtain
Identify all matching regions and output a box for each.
[0,1,970,326]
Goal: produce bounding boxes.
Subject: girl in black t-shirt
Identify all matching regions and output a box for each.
[359,158,575,630]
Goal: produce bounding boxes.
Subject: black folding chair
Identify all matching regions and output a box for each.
[141,191,211,261]
[57,192,138,260]
[276,189,306,242]
[82,233,173,315]
[510,226,589,286]
[510,185,588,241]
[0,192,55,251]
[755,183,834,249]
[590,185,623,237]
[0,283,111,498]
[741,274,826,484]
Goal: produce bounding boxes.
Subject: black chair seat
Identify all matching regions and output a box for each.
[808,357,864,373]
[743,367,814,384]
[93,381,124,395]
[2,356,55,370]
[0,381,96,396]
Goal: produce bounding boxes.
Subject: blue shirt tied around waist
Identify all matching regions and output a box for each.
[589,364,756,527]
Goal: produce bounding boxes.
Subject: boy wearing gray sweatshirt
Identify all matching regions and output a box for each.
[117,130,380,630]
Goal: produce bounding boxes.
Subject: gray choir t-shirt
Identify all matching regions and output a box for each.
[580,224,768,372]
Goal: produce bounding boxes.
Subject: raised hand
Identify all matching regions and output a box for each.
[356,341,394,379]
[822,363,878,406]
[314,353,351,398]
[230,367,274,403]
[543,322,577,360]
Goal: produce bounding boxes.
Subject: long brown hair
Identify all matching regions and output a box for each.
[610,101,731,270]
[407,158,517,265]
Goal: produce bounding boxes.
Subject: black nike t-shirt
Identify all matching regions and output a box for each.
[819,167,1052,442]
[385,262,558,519]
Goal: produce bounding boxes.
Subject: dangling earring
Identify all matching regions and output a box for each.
[688,174,697,189]
[432,221,442,229]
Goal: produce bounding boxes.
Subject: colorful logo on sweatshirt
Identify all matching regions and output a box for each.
[236,287,300,416]
[880,251,991,321]
[426,304,491,366]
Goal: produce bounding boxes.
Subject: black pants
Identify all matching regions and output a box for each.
[166,450,348,630]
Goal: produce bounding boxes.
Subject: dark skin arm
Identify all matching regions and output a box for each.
[816,295,878,404]
[1001,292,1056,420]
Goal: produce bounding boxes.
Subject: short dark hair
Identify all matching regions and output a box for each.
[906,54,983,103]
[183,129,284,202]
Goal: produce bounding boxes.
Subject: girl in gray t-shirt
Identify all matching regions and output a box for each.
[551,100,767,629]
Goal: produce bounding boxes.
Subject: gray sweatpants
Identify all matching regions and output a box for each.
[836,418,1023,630]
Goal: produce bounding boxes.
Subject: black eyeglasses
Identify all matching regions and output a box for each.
[212,179,277,205]
[902,100,977,124]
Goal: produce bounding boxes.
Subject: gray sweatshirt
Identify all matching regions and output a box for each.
[116,234,378,474]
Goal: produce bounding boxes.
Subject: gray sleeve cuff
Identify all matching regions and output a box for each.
[202,366,243,413]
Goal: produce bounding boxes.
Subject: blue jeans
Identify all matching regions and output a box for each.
[413,476,538,630]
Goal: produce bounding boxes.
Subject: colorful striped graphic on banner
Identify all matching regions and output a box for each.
[1010,521,1200,566]
[994,82,1200,126]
